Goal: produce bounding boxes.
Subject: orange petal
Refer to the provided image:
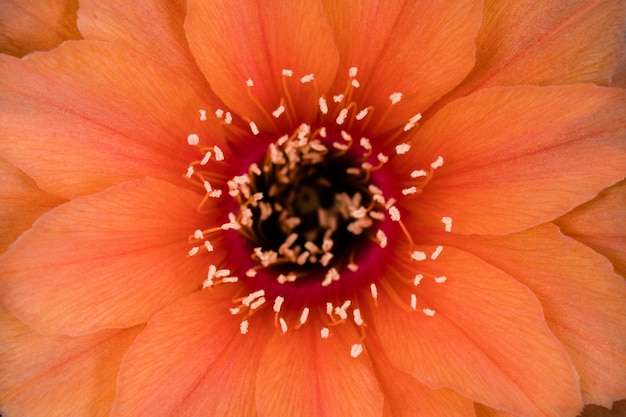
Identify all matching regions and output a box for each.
[0,0,81,57]
[372,247,582,417]
[611,47,626,88]
[184,0,340,130]
[0,40,221,199]
[455,224,626,407]
[363,330,476,417]
[556,180,626,277]
[255,316,383,417]
[0,157,65,253]
[0,307,142,417]
[474,403,516,417]
[0,178,210,335]
[398,85,626,235]
[76,0,215,94]
[322,0,482,130]
[431,0,626,114]
[111,289,267,417]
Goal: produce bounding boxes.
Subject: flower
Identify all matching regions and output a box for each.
[1,1,625,416]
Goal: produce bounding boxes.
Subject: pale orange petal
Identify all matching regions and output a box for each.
[431,0,626,113]
[0,157,65,253]
[556,180,626,277]
[454,224,626,407]
[256,316,383,417]
[111,290,267,417]
[0,41,220,199]
[0,0,81,57]
[322,0,482,130]
[0,178,212,335]
[0,307,142,417]
[184,0,340,130]
[395,85,626,235]
[611,47,626,88]
[372,247,582,417]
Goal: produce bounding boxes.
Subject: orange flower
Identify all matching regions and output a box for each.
[1,1,625,416]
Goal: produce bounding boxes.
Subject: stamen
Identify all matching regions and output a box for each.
[395,143,411,155]
[199,109,207,121]
[240,320,249,334]
[299,307,310,325]
[282,69,294,77]
[273,296,285,313]
[413,274,423,286]
[410,293,417,310]
[318,97,329,114]
[300,73,315,83]
[321,327,330,338]
[272,105,285,118]
[370,283,378,299]
[279,317,288,333]
[336,108,349,125]
[245,78,254,87]
[430,245,443,260]
[441,216,453,232]
[434,276,447,283]
[423,308,436,317]
[353,308,364,326]
[430,156,444,169]
[411,169,427,178]
[411,251,427,261]
[389,92,402,105]
[187,133,200,146]
[350,343,363,358]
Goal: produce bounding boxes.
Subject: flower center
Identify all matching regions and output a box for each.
[184,67,451,357]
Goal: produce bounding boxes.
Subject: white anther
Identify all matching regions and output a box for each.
[248,121,260,135]
[353,308,364,326]
[320,327,330,338]
[188,247,199,256]
[230,307,240,315]
[402,186,417,195]
[320,253,334,268]
[385,198,397,209]
[346,167,362,175]
[250,296,266,310]
[350,343,363,358]
[215,109,224,118]
[376,230,388,248]
[296,251,310,265]
[351,207,368,219]
[356,108,369,120]
[370,283,378,299]
[388,206,401,222]
[240,320,249,334]
[322,237,334,252]
[319,127,327,137]
[318,97,329,114]
[282,69,293,77]
[349,67,358,77]
[410,294,417,310]
[403,113,422,132]
[351,79,360,88]
[441,216,453,232]
[224,112,233,124]
[370,211,385,220]
[389,92,403,105]
[377,153,389,163]
[242,290,265,307]
[185,166,195,178]
[272,105,285,118]
[273,296,285,313]
[423,308,436,317]
[333,142,349,151]
[203,180,212,193]
[341,300,352,310]
[434,276,448,283]
[430,156,444,169]
[334,307,348,320]
[411,169,427,178]
[207,264,217,280]
[199,109,207,120]
[396,143,411,155]
[413,274,423,286]
[250,163,262,176]
[326,302,334,315]
[299,307,310,325]
[347,263,359,271]
[200,151,212,165]
[245,78,254,87]
[193,229,204,240]
[411,251,427,261]
[222,276,238,283]
[279,317,288,333]
[204,241,214,252]
[246,268,257,277]
[209,190,222,198]
[187,133,200,146]
[213,145,224,161]
[276,134,289,146]
[215,269,231,278]
[360,137,372,150]
[333,94,344,103]
[300,73,314,83]
[431,245,444,260]
[322,267,339,287]
[336,108,349,125]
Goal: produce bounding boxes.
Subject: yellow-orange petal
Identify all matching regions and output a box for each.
[556,180,626,277]
[0,307,142,417]
[398,85,626,235]
[431,0,626,114]
[0,40,221,199]
[184,0,340,130]
[363,331,476,417]
[454,224,626,407]
[255,316,383,417]
[0,178,210,335]
[0,0,82,57]
[322,0,482,131]
[0,157,66,253]
[76,0,214,95]
[372,247,582,417]
[111,289,267,417]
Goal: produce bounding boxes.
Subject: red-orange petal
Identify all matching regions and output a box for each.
[397,85,626,235]
[556,180,626,277]
[0,0,81,57]
[255,316,383,417]
[111,289,267,417]
[0,40,221,199]
[430,0,626,114]
[184,0,340,130]
[0,307,142,417]
[454,224,626,407]
[0,178,210,335]
[0,157,65,253]
[372,247,582,417]
[321,0,483,131]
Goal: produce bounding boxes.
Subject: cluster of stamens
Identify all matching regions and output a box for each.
[184,67,452,357]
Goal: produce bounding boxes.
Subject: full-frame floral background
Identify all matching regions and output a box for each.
[1,1,625,416]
